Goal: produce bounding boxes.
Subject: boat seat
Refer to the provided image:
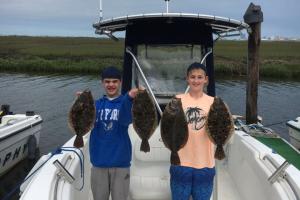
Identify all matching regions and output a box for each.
[129,123,170,163]
[133,139,170,162]
[129,125,171,199]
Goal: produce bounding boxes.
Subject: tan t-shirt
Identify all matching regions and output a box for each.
[176,93,215,169]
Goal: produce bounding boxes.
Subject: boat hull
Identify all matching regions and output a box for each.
[0,114,42,176]
[19,124,300,200]
[287,117,300,149]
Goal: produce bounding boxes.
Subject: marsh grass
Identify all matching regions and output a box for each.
[0,36,124,74]
[0,57,122,73]
[0,36,299,79]
[214,40,300,79]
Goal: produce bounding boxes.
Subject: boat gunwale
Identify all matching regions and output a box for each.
[0,116,43,142]
[286,121,300,132]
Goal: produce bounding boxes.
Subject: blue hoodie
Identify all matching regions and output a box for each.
[89,93,133,168]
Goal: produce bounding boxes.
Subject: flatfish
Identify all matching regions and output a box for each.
[68,90,96,148]
[161,98,188,165]
[205,97,234,160]
[132,89,157,152]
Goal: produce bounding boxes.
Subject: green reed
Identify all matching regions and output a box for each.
[0,36,299,79]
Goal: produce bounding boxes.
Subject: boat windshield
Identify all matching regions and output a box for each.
[134,44,204,97]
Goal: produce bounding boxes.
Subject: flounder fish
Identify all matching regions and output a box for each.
[205,97,234,160]
[68,90,96,148]
[161,98,188,165]
[132,89,157,152]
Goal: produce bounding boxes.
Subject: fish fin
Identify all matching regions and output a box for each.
[171,151,180,165]
[140,139,150,152]
[73,135,84,148]
[215,145,225,160]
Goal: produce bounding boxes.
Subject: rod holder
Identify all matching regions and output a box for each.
[53,159,75,184]
[268,160,289,184]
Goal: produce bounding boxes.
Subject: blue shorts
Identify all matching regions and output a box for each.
[170,165,215,200]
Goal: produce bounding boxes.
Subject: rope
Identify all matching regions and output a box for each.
[264,121,286,127]
[234,118,279,138]
[2,147,84,200]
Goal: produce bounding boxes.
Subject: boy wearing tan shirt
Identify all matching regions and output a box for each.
[170,62,215,200]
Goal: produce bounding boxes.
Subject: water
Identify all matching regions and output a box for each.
[0,73,102,200]
[217,78,300,139]
[0,72,299,199]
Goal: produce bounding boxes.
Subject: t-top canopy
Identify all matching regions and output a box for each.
[93,13,249,36]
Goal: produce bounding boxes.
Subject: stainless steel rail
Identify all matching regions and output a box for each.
[125,47,163,116]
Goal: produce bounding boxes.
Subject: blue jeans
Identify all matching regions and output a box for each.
[170,165,215,200]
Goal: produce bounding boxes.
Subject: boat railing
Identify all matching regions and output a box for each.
[263,154,300,199]
[125,47,162,116]
[19,136,87,200]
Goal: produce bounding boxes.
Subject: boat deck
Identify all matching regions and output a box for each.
[254,137,300,170]
[86,161,243,200]
[0,115,27,129]
[19,131,300,200]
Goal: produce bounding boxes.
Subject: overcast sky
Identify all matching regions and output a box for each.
[0,0,299,38]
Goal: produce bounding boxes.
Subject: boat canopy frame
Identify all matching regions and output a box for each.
[93,13,249,38]
[93,13,249,98]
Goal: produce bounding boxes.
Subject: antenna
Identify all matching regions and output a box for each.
[165,0,170,13]
[99,0,103,21]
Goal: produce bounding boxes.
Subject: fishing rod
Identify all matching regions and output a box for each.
[164,0,170,13]
[99,0,103,21]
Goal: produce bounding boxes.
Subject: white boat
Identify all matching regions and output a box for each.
[0,106,43,176]
[287,117,300,149]
[19,125,300,200]
[19,5,300,200]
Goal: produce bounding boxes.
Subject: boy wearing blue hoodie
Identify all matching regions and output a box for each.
[90,66,139,200]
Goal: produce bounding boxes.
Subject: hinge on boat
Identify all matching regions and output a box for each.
[267,160,290,184]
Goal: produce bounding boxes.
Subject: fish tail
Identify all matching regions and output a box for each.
[215,145,225,160]
[73,135,84,148]
[171,151,180,165]
[140,139,150,152]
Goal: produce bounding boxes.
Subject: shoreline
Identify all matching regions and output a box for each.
[0,36,299,79]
